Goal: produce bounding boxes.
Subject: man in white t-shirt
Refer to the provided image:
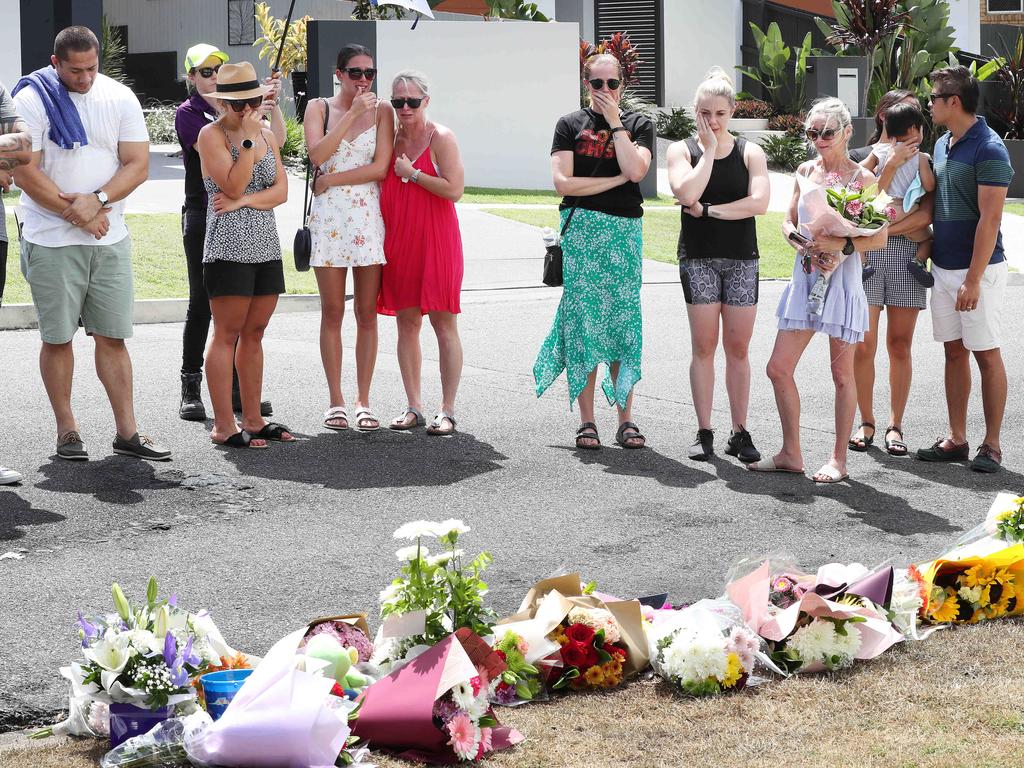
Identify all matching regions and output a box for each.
[13,26,171,462]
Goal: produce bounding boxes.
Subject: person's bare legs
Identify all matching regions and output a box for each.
[942,339,971,447]
[609,360,643,447]
[686,303,721,430]
[884,306,920,448]
[207,296,266,447]
[815,337,858,480]
[764,329,814,470]
[93,335,138,440]
[974,347,1006,453]
[237,295,286,438]
[852,305,882,447]
[428,310,463,432]
[391,308,424,428]
[721,303,757,432]
[353,265,382,424]
[575,367,600,448]
[40,341,77,438]
[314,266,348,427]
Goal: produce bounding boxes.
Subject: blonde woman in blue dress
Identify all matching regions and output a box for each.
[305,44,394,432]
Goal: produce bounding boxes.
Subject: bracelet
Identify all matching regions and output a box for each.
[702,202,710,218]
[410,169,421,184]
[610,126,628,136]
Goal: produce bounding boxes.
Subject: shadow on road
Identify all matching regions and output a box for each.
[555,445,714,489]
[217,428,508,489]
[35,456,181,504]
[0,491,65,541]
[866,449,1024,491]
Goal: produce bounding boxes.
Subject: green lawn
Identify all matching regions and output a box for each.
[481,208,794,279]
[2,213,319,305]
[461,187,675,206]
[1005,202,1024,217]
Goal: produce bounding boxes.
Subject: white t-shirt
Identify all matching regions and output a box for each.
[14,72,149,247]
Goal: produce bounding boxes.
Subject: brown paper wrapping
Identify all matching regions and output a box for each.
[306,612,372,638]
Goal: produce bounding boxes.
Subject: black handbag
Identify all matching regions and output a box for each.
[542,130,614,287]
[293,100,330,272]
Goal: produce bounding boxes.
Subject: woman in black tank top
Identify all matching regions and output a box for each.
[667,68,770,464]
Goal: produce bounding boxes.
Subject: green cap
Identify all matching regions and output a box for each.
[184,44,229,73]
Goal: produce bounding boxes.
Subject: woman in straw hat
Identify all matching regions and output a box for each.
[196,61,291,449]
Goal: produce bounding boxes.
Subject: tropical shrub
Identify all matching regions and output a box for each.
[768,113,806,137]
[736,22,811,116]
[733,99,773,120]
[143,103,177,144]
[253,2,310,76]
[656,107,696,140]
[760,133,808,171]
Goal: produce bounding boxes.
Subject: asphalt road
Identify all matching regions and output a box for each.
[0,208,1021,728]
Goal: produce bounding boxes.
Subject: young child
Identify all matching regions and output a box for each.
[861,102,936,287]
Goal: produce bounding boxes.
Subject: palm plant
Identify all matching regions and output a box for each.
[351,0,406,20]
[736,22,811,116]
[100,15,131,86]
[991,32,1024,140]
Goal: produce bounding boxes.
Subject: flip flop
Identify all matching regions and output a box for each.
[812,463,849,484]
[212,430,267,450]
[323,406,349,431]
[426,412,457,436]
[389,407,425,431]
[352,406,381,432]
[252,422,295,442]
[746,457,805,474]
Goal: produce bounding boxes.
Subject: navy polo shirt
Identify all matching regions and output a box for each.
[932,116,1015,270]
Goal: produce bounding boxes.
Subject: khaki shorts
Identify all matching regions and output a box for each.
[20,236,134,344]
[930,262,1006,351]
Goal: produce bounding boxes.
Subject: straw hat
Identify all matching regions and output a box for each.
[207,62,268,100]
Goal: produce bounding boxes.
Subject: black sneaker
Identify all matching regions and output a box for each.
[908,259,935,288]
[179,373,206,421]
[232,390,273,417]
[113,432,172,461]
[725,427,761,463]
[688,428,714,461]
[862,263,875,281]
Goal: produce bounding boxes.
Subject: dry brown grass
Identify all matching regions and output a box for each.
[4,619,1024,768]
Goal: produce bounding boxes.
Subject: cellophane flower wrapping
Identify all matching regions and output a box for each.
[648,598,775,696]
[917,493,1024,625]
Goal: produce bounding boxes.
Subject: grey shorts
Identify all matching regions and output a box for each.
[20,236,134,344]
[679,258,759,306]
[863,236,927,310]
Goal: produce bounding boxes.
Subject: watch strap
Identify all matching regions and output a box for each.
[702,202,710,218]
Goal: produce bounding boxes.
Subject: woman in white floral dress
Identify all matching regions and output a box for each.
[305,44,394,431]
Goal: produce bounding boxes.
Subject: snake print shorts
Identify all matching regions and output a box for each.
[679,258,759,306]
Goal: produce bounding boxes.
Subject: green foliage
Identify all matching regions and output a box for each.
[253,2,310,77]
[486,0,549,20]
[281,116,305,159]
[618,89,658,120]
[768,113,806,137]
[989,31,1024,140]
[100,15,131,86]
[655,107,695,140]
[733,99,774,119]
[143,103,177,144]
[759,134,808,171]
[351,0,408,19]
[736,22,811,115]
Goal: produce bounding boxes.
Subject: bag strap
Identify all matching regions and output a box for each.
[560,127,615,238]
[302,99,331,225]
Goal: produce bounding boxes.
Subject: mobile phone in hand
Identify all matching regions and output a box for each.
[788,230,811,247]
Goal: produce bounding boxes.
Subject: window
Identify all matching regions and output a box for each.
[988,0,1024,13]
[228,0,256,46]
[594,0,663,106]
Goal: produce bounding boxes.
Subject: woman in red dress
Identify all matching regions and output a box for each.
[378,70,465,436]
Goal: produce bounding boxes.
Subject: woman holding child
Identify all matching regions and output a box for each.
[849,90,935,456]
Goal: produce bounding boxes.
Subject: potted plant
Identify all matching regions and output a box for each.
[253,2,311,120]
[731,99,774,131]
[988,31,1024,198]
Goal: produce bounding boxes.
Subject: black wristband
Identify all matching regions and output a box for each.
[702,202,710,218]
[610,126,628,135]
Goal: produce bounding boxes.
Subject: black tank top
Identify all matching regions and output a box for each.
[677,137,759,261]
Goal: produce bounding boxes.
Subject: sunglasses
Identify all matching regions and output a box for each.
[343,67,376,81]
[196,66,221,78]
[805,127,838,141]
[929,92,954,103]
[588,78,621,91]
[390,97,423,109]
[227,97,264,112]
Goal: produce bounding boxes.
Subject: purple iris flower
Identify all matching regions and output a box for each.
[169,663,189,688]
[76,611,99,640]
[182,636,202,667]
[168,594,178,608]
[163,633,177,668]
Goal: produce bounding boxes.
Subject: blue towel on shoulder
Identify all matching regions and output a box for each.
[12,66,89,150]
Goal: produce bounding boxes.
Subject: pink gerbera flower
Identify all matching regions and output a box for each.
[476,727,493,759]
[447,713,479,761]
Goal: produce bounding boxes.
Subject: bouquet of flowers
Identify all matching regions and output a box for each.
[648,599,769,697]
[916,493,1024,625]
[38,578,233,739]
[353,631,522,763]
[548,606,629,690]
[727,560,903,674]
[301,614,376,698]
[489,630,544,704]
[795,173,893,315]
[375,519,498,667]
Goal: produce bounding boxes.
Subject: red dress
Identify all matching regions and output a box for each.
[377,146,464,315]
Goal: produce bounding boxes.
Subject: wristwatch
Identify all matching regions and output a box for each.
[702,202,711,218]
[94,189,109,206]
[410,169,422,184]
[610,126,628,136]
[842,236,855,255]
[241,138,254,150]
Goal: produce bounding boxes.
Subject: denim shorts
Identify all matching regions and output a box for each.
[679,258,759,306]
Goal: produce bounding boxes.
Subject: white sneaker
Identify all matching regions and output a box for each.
[0,466,23,485]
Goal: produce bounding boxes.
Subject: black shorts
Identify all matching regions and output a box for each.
[203,259,285,298]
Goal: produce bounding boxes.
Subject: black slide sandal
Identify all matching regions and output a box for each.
[253,423,295,442]
[212,431,267,450]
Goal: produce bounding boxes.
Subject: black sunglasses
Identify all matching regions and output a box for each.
[196,66,221,78]
[343,67,376,81]
[390,97,423,109]
[588,78,621,91]
[227,97,264,112]
[929,92,954,103]
[805,127,839,141]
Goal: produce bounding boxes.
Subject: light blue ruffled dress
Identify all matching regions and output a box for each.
[775,196,870,344]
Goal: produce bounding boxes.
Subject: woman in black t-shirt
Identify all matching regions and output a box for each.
[533,53,655,451]
[667,68,770,463]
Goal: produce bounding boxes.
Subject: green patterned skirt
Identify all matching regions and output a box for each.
[533,208,643,408]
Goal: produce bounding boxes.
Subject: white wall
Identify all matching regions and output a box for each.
[662,0,742,111]
[375,20,579,189]
[0,2,22,91]
[946,0,981,54]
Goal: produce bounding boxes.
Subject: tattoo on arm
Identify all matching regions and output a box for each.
[0,117,32,168]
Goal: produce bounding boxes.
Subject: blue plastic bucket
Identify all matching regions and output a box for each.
[201,668,254,720]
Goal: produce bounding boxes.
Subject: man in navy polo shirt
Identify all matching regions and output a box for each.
[916,66,1014,473]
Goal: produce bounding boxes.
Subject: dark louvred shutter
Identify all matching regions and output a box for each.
[594,0,663,105]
